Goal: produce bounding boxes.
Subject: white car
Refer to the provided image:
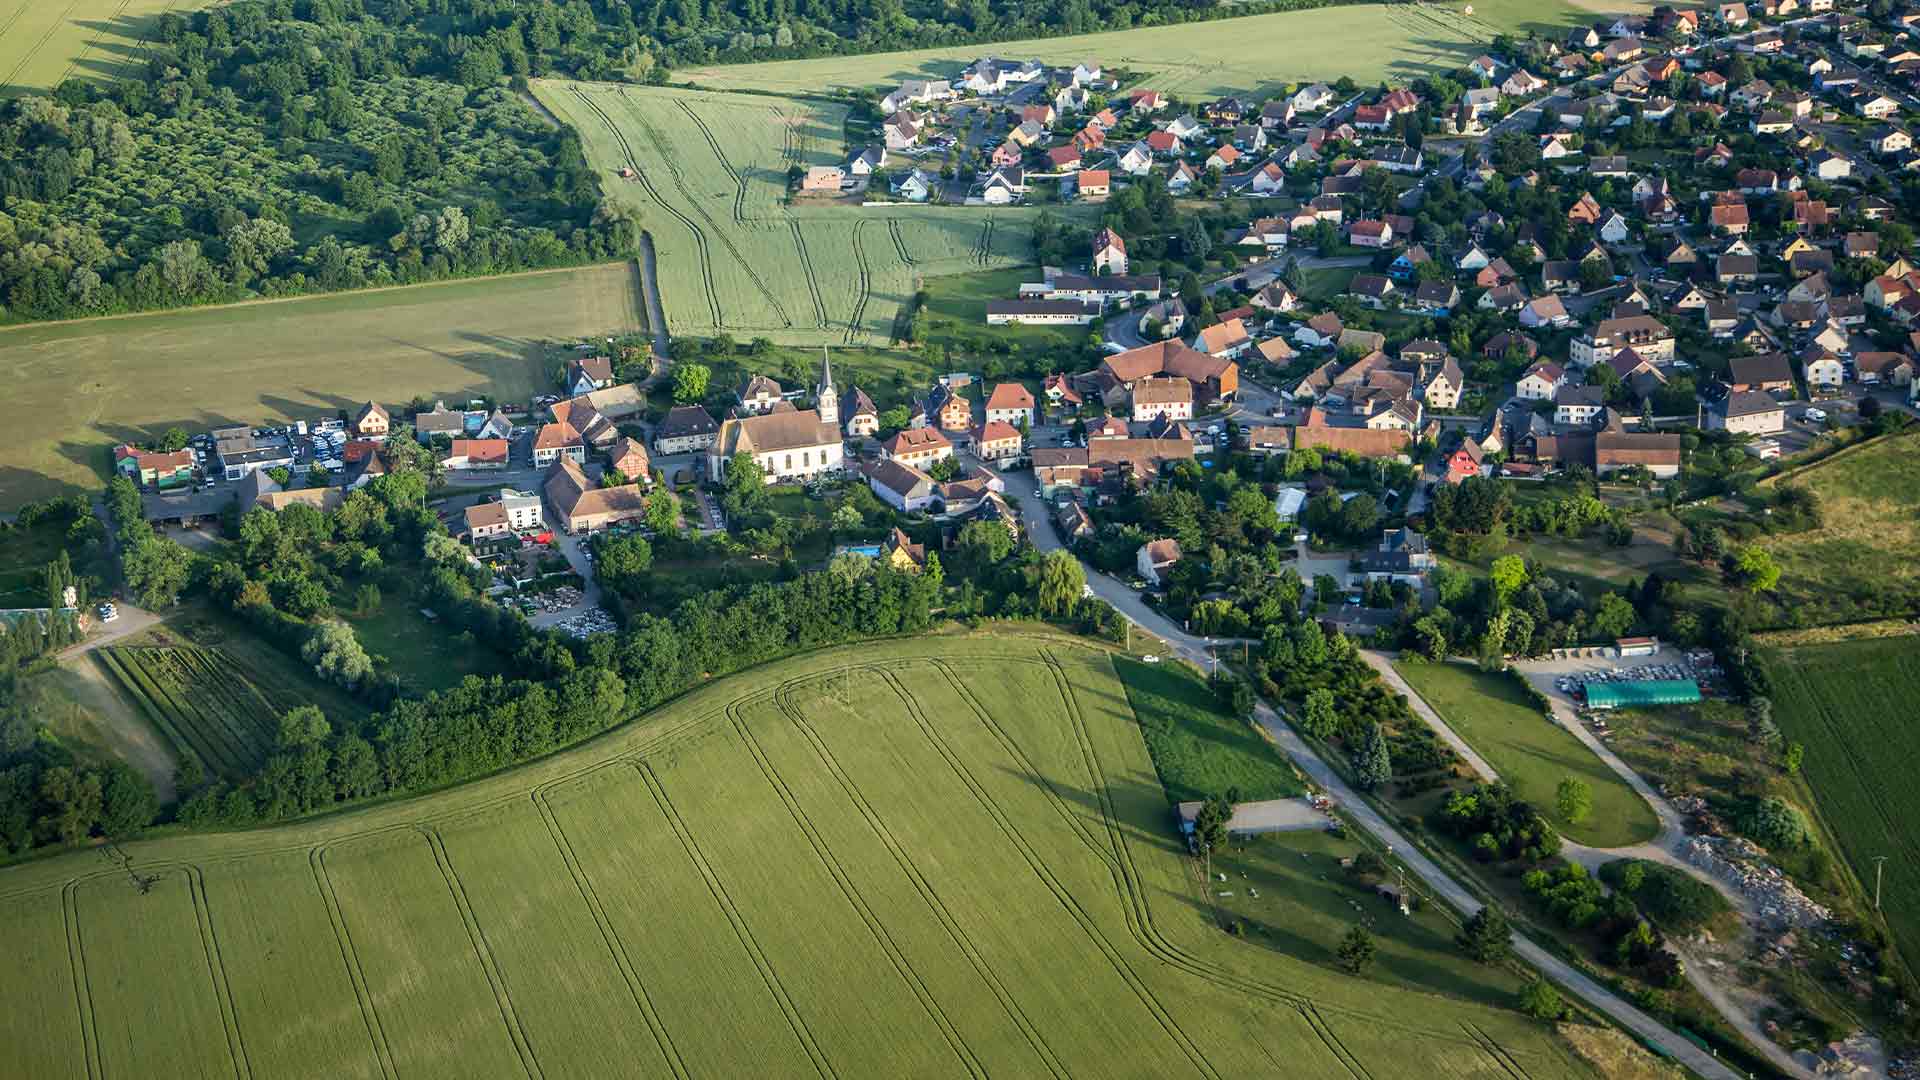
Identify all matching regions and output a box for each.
[97,603,118,622]
[1804,408,1827,423]
[1142,654,1161,664]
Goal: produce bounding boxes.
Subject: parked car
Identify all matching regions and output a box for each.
[1804,407,1828,423]
[97,602,118,622]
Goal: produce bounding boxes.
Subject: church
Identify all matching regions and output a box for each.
[707,349,848,483]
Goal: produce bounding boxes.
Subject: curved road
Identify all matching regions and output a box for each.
[1003,471,1743,1079]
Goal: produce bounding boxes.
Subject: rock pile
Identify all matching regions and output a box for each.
[1683,835,1831,929]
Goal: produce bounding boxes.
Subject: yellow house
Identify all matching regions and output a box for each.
[885,527,926,573]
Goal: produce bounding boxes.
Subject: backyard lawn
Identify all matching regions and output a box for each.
[347,601,505,695]
[919,266,1089,352]
[1393,661,1660,849]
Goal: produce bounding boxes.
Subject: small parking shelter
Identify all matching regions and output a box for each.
[1584,680,1701,710]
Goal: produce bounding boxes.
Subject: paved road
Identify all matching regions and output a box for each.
[1360,650,1501,782]
[1009,498,1747,1077]
[527,530,605,629]
[58,601,163,660]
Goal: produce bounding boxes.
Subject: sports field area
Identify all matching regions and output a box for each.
[0,262,642,509]
[1767,637,1920,967]
[537,82,1038,347]
[0,0,193,93]
[0,635,1596,1078]
[1393,661,1661,849]
[678,0,1592,98]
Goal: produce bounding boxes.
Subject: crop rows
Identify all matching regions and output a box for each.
[535,81,1038,346]
[0,643,1594,1078]
[98,646,279,777]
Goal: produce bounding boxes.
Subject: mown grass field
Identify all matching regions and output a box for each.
[1766,638,1920,968]
[678,0,1591,97]
[0,633,1598,1077]
[1117,655,1302,803]
[537,81,1040,347]
[1756,431,1920,625]
[1393,661,1661,849]
[0,0,194,93]
[0,263,642,509]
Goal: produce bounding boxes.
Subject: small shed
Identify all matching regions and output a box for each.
[1615,636,1660,657]
[1584,680,1701,710]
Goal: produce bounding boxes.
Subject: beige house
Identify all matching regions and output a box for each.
[1131,376,1194,422]
[544,458,648,534]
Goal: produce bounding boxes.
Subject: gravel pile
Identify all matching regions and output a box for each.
[1684,835,1831,929]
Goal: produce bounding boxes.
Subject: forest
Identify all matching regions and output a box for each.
[0,0,1369,325]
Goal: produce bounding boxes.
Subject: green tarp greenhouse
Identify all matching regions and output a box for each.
[1583,680,1702,710]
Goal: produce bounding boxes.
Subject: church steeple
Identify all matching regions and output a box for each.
[816,346,839,425]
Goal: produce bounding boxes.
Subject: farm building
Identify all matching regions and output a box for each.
[1584,680,1701,710]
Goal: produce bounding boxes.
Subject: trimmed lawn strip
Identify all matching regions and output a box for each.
[1392,661,1660,848]
[1115,654,1302,804]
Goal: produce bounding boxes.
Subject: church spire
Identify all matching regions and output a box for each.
[816,346,839,425]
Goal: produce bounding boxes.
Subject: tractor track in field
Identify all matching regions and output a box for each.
[1462,1022,1531,1080]
[1031,651,1372,1078]
[873,666,1222,1080]
[632,758,837,1080]
[308,845,399,1080]
[182,864,255,1080]
[2,0,82,89]
[571,89,725,329]
[844,220,873,344]
[673,100,749,225]
[529,785,689,1080]
[725,694,987,1080]
[887,219,916,267]
[772,675,1073,1080]
[787,222,830,328]
[616,89,793,329]
[60,877,102,1080]
[416,826,544,1080]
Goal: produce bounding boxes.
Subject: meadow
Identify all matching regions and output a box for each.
[1755,431,1920,626]
[0,633,1598,1078]
[1766,637,1920,968]
[677,0,1593,98]
[0,262,642,509]
[1393,661,1661,849]
[537,81,1040,348]
[0,0,193,93]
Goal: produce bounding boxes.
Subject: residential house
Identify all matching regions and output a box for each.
[1521,294,1572,328]
[654,404,721,454]
[114,446,195,490]
[1555,385,1607,426]
[532,422,587,467]
[352,400,389,437]
[1444,438,1486,484]
[1854,351,1913,385]
[737,374,784,415]
[1708,390,1787,434]
[866,459,936,512]
[565,356,616,396]
[971,420,1024,462]
[544,458,647,534]
[1137,539,1182,585]
[1131,376,1195,421]
[1092,227,1128,274]
[1194,318,1253,358]
[983,383,1036,428]
[1349,219,1393,248]
[1363,528,1437,585]
[800,166,845,193]
[893,168,937,201]
[1517,361,1566,400]
[445,438,509,471]
[1804,349,1846,387]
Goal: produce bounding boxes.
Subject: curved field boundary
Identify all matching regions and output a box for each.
[568,88,724,328]
[722,694,986,1079]
[307,845,399,1080]
[870,665,1223,1080]
[182,863,256,1080]
[527,785,689,1079]
[770,673,1072,1080]
[632,758,837,1080]
[60,877,101,1080]
[613,90,794,329]
[415,826,544,1080]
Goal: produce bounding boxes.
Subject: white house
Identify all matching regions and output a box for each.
[1137,538,1182,584]
[1516,361,1565,401]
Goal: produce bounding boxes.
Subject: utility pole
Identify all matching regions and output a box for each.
[1874,855,1888,912]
